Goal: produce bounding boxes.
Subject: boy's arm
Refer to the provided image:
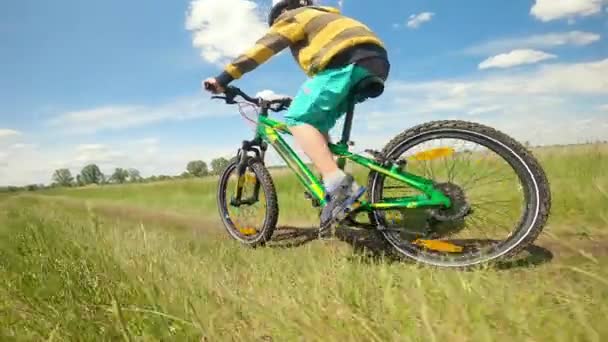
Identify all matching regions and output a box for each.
[215,19,304,86]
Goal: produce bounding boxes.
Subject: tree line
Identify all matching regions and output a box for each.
[0,157,232,192]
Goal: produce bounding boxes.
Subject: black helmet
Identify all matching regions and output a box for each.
[268,0,313,27]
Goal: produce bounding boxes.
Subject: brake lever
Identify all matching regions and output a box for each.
[269,105,285,113]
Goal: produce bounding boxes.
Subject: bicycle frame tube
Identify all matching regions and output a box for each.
[328,143,451,210]
[256,115,451,211]
[257,116,328,206]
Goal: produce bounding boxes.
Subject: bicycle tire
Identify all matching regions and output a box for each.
[367,120,552,267]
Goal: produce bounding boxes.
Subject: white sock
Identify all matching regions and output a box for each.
[324,169,347,193]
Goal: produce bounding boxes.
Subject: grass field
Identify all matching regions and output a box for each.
[1,143,607,341]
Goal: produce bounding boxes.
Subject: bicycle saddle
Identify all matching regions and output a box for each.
[351,76,385,102]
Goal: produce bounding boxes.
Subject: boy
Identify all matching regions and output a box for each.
[204,0,390,231]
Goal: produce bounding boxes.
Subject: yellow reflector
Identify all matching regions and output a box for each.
[245,173,257,185]
[413,239,463,253]
[410,147,455,161]
[239,227,258,236]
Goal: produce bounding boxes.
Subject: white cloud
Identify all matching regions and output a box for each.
[10,143,32,149]
[132,138,160,146]
[599,104,608,111]
[74,144,126,164]
[49,95,233,134]
[478,49,557,70]
[467,105,503,116]
[407,12,435,29]
[0,129,21,140]
[531,0,606,22]
[185,0,267,64]
[398,58,608,99]
[463,31,601,55]
[256,89,290,101]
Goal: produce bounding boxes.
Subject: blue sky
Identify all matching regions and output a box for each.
[1,0,607,185]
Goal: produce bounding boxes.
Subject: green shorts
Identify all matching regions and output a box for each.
[285,64,372,134]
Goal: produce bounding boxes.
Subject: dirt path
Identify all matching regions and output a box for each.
[19,194,224,235]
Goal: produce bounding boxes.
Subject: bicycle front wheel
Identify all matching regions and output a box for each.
[217,159,278,247]
[368,120,551,267]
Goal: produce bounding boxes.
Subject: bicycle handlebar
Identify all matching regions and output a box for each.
[210,85,292,113]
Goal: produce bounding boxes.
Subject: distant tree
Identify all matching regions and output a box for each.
[25,184,40,192]
[127,168,142,183]
[211,157,230,175]
[186,160,209,177]
[80,164,104,185]
[180,171,192,179]
[52,168,74,187]
[110,168,129,184]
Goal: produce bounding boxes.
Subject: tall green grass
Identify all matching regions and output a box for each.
[535,144,608,232]
[1,196,607,341]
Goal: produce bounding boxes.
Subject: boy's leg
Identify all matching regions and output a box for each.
[290,124,338,179]
[291,123,363,232]
[291,124,349,209]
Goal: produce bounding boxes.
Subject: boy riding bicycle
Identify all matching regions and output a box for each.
[204,0,390,231]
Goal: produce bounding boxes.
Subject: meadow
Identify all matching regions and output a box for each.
[1,143,607,341]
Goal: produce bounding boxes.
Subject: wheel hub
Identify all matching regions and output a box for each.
[429,182,471,222]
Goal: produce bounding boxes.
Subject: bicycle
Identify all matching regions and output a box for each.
[211,76,551,268]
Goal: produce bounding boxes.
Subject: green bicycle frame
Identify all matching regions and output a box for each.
[252,114,452,212]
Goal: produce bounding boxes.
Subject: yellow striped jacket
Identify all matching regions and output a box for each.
[217,6,385,84]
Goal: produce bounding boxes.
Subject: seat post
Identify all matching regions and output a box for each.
[340,96,356,145]
[337,96,356,171]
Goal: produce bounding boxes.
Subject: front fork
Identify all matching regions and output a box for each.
[230,138,267,207]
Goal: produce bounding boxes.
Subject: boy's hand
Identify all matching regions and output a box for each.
[203,78,225,94]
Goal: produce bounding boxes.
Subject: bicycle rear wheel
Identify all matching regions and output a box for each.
[217,159,278,247]
[368,120,551,267]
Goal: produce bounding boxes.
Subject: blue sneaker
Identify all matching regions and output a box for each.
[319,175,366,233]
